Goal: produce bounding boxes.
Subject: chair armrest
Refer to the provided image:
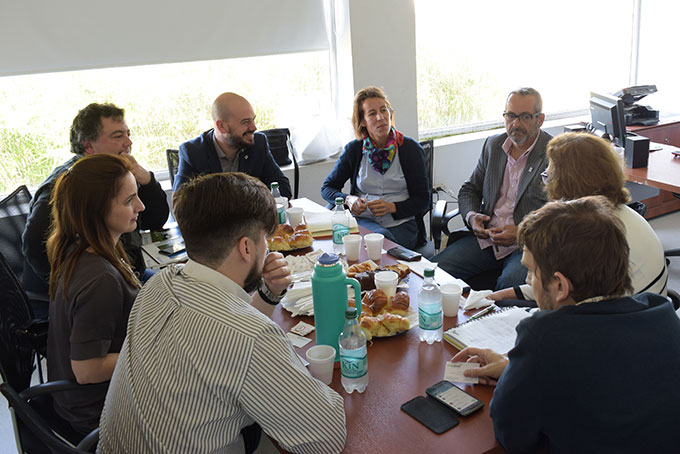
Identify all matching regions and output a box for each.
[431,200,460,252]
[77,428,99,452]
[668,289,680,311]
[20,380,88,400]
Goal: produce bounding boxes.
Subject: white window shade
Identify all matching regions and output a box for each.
[0,0,328,77]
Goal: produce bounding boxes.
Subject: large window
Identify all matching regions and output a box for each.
[0,51,330,193]
[415,0,634,137]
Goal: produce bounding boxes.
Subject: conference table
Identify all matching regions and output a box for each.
[623,144,680,194]
[273,200,503,454]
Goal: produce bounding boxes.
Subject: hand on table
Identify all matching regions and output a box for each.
[469,213,491,239]
[346,195,368,216]
[488,287,517,301]
[450,347,508,386]
[366,199,396,217]
[262,252,291,296]
[120,152,152,186]
[488,224,518,247]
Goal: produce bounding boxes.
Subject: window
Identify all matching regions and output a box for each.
[0,51,330,193]
[415,0,634,137]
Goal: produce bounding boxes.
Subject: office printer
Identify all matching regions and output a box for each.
[615,85,659,126]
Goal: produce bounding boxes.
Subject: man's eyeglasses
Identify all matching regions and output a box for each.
[503,112,541,122]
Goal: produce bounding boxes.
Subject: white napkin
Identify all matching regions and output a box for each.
[463,289,494,310]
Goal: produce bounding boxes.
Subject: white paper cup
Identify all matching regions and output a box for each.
[306,345,336,385]
[363,233,384,262]
[286,207,304,227]
[342,234,362,262]
[374,270,399,300]
[440,283,462,317]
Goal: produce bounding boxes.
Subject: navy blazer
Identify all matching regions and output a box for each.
[174,129,292,198]
[321,137,431,246]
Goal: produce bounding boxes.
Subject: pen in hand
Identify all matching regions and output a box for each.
[469,304,496,320]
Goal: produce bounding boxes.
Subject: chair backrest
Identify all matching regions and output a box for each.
[419,140,434,196]
[0,383,98,454]
[0,185,32,281]
[260,128,299,199]
[0,251,36,393]
[166,149,179,186]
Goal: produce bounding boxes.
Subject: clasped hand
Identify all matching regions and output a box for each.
[262,252,291,296]
[346,195,395,217]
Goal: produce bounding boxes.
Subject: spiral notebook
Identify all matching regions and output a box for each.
[443,307,532,354]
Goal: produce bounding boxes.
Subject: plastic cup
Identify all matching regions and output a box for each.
[306,345,336,385]
[441,283,462,317]
[286,207,304,227]
[364,233,384,262]
[342,234,362,261]
[374,270,399,300]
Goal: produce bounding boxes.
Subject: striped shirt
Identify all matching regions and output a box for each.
[97,260,346,454]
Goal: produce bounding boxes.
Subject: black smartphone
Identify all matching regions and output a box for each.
[426,380,484,416]
[387,246,422,261]
[158,242,186,256]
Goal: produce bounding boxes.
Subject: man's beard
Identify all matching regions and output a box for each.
[243,260,262,293]
[225,132,255,150]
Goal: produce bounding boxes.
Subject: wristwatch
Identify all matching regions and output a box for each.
[257,279,287,305]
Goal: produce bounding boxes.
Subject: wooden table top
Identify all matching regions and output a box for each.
[623,145,680,193]
[272,229,503,454]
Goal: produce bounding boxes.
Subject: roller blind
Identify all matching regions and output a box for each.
[0,0,328,77]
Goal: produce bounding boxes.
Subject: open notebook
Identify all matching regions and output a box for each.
[443,307,532,354]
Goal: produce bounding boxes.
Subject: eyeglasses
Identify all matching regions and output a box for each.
[503,112,542,122]
[541,169,549,184]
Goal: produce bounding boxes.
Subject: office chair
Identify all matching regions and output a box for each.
[260,128,299,200]
[165,149,179,187]
[0,251,97,453]
[0,185,32,282]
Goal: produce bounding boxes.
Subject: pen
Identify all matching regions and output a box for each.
[469,304,495,320]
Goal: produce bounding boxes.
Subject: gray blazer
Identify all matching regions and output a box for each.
[458,130,552,229]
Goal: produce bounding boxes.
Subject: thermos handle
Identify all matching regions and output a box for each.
[346,277,362,317]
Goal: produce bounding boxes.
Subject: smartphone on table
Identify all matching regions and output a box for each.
[387,246,422,261]
[158,242,186,256]
[426,380,484,416]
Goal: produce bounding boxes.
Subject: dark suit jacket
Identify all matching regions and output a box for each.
[174,129,292,198]
[458,130,552,229]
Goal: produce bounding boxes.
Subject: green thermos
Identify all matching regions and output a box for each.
[311,253,362,361]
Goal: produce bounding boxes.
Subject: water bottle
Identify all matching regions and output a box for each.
[339,307,368,393]
[331,197,350,254]
[270,182,287,224]
[418,268,443,344]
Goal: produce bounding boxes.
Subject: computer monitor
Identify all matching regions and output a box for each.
[588,91,627,147]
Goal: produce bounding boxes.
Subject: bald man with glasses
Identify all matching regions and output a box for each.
[432,87,552,290]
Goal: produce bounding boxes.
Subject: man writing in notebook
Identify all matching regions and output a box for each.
[451,196,680,453]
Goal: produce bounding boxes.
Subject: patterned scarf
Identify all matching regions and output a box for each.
[362,127,404,175]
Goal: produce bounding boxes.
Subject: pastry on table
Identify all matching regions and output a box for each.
[381,313,410,332]
[267,223,313,250]
[363,289,388,316]
[347,260,379,278]
[389,291,410,316]
[268,235,291,252]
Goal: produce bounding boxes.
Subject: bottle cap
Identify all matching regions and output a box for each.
[345,307,358,318]
[424,268,435,278]
[317,252,340,266]
[271,182,279,189]
[335,197,344,205]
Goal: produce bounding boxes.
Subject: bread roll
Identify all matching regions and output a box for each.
[389,291,410,316]
[381,313,410,332]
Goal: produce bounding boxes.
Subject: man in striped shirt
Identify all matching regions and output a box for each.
[98,172,346,453]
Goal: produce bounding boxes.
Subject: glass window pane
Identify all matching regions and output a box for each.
[415,0,633,133]
[0,51,330,193]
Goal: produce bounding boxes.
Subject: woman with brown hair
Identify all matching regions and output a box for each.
[321,86,430,250]
[47,153,144,434]
[491,132,667,301]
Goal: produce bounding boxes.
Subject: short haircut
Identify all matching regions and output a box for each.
[172,172,278,266]
[518,196,633,302]
[546,132,630,205]
[506,87,542,113]
[70,103,125,155]
[351,86,395,139]
[48,154,139,299]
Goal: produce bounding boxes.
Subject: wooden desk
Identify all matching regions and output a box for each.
[627,117,680,218]
[272,228,502,454]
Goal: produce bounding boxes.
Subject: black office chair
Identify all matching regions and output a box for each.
[260,128,299,200]
[0,251,97,453]
[165,149,179,187]
[0,185,32,282]
[413,140,437,258]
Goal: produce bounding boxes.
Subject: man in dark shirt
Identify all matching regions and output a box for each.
[452,196,680,453]
[22,103,169,307]
[173,92,292,197]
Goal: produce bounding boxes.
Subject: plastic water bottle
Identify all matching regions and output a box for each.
[339,307,368,393]
[270,182,287,224]
[331,197,350,254]
[418,268,443,344]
